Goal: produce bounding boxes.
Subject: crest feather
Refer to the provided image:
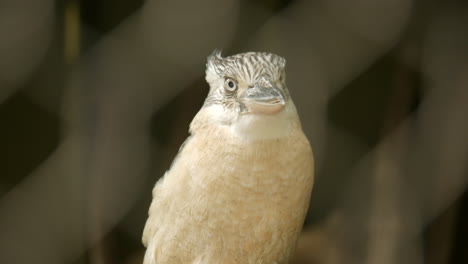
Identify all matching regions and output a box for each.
[205,50,286,85]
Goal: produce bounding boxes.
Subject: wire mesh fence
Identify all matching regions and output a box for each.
[0,0,467,263]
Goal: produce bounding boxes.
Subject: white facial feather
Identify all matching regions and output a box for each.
[202,102,297,141]
[231,102,297,140]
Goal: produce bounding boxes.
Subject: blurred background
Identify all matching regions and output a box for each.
[1,0,467,263]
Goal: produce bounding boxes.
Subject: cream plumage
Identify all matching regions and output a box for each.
[142,51,314,264]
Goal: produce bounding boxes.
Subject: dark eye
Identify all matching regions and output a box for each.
[224,78,238,92]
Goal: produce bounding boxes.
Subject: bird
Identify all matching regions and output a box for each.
[142,51,314,264]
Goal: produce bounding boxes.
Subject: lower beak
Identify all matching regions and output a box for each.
[239,86,286,115]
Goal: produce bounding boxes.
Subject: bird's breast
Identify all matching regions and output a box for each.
[145,124,313,264]
[174,126,314,262]
[186,125,313,200]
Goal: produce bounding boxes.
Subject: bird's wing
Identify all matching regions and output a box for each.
[142,137,192,247]
[142,173,166,246]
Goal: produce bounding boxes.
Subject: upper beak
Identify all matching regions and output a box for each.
[239,85,286,115]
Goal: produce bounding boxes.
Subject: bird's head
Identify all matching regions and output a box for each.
[191,51,300,141]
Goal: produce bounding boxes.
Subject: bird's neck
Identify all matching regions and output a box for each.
[190,103,301,142]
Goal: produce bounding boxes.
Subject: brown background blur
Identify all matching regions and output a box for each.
[0,0,467,263]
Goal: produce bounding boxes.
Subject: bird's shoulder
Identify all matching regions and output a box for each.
[142,132,203,246]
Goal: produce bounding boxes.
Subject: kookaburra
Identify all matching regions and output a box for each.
[142,51,314,264]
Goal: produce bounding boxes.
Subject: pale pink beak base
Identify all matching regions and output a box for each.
[243,101,285,115]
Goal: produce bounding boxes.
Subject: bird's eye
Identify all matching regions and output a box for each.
[224,78,238,93]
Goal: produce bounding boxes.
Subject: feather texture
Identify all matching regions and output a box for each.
[142,51,314,264]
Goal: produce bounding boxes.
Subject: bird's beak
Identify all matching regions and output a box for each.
[239,85,286,115]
